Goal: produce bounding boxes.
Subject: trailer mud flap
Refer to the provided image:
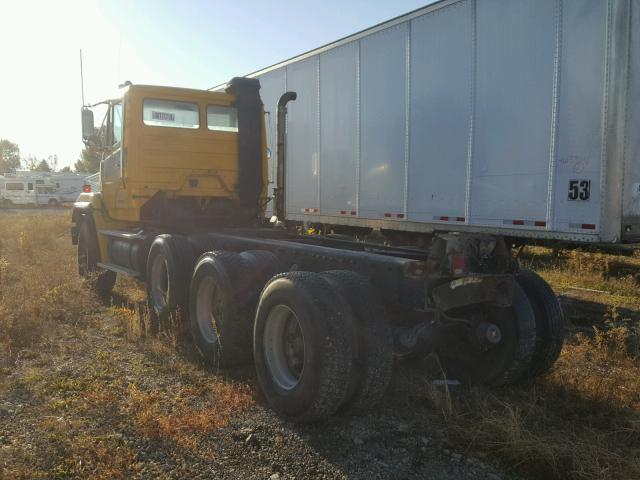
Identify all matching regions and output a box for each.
[431,275,515,312]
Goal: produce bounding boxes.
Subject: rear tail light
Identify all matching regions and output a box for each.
[82,184,91,193]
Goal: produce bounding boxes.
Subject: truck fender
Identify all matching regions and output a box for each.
[71,202,94,245]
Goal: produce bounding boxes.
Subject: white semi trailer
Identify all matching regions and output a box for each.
[214,0,639,245]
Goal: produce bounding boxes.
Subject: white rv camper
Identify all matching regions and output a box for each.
[0,171,87,207]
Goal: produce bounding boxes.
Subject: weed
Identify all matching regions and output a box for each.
[126,381,254,450]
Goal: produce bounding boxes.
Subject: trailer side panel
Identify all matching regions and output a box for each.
[221,0,635,243]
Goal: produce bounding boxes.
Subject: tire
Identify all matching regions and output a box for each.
[189,251,255,367]
[77,217,116,299]
[187,233,220,259]
[145,235,193,332]
[253,272,356,422]
[48,198,59,208]
[320,270,393,414]
[189,249,283,366]
[436,283,536,386]
[516,269,565,377]
[239,250,282,298]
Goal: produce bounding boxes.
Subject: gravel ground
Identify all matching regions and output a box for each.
[0,314,518,480]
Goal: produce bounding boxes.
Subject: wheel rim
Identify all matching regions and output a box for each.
[150,254,169,311]
[195,276,220,345]
[263,304,305,390]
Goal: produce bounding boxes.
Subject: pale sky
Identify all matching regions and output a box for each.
[0,0,433,170]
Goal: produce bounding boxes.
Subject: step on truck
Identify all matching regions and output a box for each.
[72,0,638,422]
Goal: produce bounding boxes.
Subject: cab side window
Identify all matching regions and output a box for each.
[207,105,238,132]
[113,103,123,144]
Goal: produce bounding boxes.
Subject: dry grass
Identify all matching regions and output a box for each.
[0,212,254,478]
[127,382,254,450]
[440,327,640,480]
[0,211,95,366]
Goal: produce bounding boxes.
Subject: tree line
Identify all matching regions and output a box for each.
[0,139,99,175]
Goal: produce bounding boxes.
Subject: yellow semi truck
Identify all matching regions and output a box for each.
[72,77,564,422]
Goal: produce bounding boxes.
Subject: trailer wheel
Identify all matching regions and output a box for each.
[146,235,193,331]
[516,269,565,377]
[48,198,59,208]
[253,272,355,422]
[320,270,393,413]
[77,217,116,299]
[437,283,536,386]
[189,251,253,367]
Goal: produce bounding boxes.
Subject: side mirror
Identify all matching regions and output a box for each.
[81,108,95,143]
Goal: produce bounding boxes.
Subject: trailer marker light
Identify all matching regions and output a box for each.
[582,223,596,230]
[350,211,357,216]
[434,215,465,222]
[82,184,91,193]
[513,220,525,226]
[397,213,405,219]
[340,210,347,215]
[534,221,547,227]
[384,213,392,218]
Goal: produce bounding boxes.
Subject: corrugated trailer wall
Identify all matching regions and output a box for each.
[623,0,640,237]
[246,0,637,243]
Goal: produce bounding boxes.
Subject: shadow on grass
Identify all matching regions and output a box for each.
[520,249,640,282]
[558,294,640,328]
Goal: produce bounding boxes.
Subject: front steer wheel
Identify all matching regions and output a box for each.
[253,271,356,423]
[77,217,116,300]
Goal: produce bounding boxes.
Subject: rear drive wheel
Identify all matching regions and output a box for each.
[77,217,116,299]
[436,283,536,386]
[516,269,565,377]
[253,272,355,422]
[320,270,393,414]
[189,250,280,367]
[146,235,193,332]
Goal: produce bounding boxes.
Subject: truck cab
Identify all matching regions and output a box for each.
[76,79,267,228]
